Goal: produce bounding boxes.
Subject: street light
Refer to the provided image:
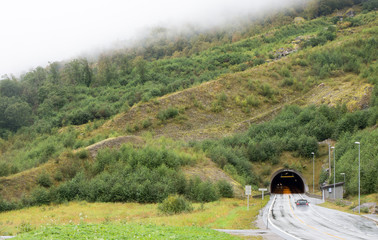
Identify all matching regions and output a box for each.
[340,172,346,199]
[328,143,331,177]
[311,152,315,193]
[331,146,336,200]
[355,141,360,214]
[340,173,345,183]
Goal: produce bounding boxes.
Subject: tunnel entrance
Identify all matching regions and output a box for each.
[270,169,307,194]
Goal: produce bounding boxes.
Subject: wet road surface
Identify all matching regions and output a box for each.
[267,193,378,240]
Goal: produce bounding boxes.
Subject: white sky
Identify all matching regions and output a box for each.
[0,0,301,77]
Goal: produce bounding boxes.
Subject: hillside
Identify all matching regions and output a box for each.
[0,2,377,212]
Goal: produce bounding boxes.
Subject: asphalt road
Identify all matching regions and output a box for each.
[266,194,378,240]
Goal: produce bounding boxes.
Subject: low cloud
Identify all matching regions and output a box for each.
[0,0,306,76]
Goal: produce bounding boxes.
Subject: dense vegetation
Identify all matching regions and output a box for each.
[194,98,377,189]
[1,2,377,178]
[2,1,374,137]
[1,145,234,212]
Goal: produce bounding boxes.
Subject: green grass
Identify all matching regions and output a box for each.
[0,198,269,236]
[14,223,242,240]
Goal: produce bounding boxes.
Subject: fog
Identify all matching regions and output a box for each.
[0,0,305,77]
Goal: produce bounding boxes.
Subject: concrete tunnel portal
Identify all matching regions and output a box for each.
[270,169,308,194]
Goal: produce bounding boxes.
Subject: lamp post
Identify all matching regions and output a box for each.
[331,146,335,200]
[340,172,346,199]
[311,152,315,193]
[328,143,331,177]
[355,141,360,214]
[340,173,345,183]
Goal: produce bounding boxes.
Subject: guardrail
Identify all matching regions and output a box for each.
[305,192,322,200]
[252,193,271,199]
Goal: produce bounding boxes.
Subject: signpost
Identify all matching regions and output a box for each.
[245,185,251,210]
[259,188,268,200]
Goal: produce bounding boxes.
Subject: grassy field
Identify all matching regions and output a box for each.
[0,197,269,237]
[13,223,244,240]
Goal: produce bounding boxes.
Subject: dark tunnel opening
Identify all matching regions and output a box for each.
[270,170,305,194]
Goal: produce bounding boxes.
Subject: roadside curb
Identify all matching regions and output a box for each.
[361,215,378,225]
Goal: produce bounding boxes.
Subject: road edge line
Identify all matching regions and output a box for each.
[267,195,301,240]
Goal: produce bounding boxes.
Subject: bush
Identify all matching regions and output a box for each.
[157,107,179,121]
[246,95,260,107]
[217,180,234,198]
[186,178,220,203]
[259,83,274,98]
[77,149,89,159]
[336,199,346,207]
[17,222,34,234]
[31,187,51,205]
[363,0,378,11]
[0,197,19,212]
[36,172,52,188]
[360,207,369,213]
[297,135,318,157]
[142,118,152,128]
[158,195,193,215]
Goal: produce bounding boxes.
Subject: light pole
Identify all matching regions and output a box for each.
[355,141,360,214]
[311,152,315,193]
[331,146,336,200]
[340,173,345,183]
[328,143,331,177]
[340,172,346,199]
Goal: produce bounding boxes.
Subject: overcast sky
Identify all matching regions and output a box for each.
[0,0,302,77]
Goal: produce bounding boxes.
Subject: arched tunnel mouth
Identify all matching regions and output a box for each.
[270,169,305,194]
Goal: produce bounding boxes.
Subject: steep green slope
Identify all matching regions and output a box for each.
[0,4,377,210]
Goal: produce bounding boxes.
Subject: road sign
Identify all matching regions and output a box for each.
[259,188,268,200]
[245,185,252,210]
[245,185,252,195]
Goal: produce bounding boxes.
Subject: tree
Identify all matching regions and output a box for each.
[95,55,116,86]
[62,58,92,86]
[47,62,61,84]
[3,101,33,131]
[133,56,148,84]
[0,78,22,98]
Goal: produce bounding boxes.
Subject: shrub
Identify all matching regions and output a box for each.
[211,101,224,113]
[281,77,294,87]
[185,177,220,202]
[17,222,34,234]
[360,207,369,213]
[0,197,19,212]
[259,83,274,98]
[319,169,329,186]
[157,107,179,121]
[336,199,346,207]
[0,162,11,177]
[142,118,152,128]
[246,95,260,107]
[217,180,234,198]
[77,149,89,159]
[31,187,51,205]
[158,195,193,215]
[217,92,228,102]
[54,170,64,181]
[297,135,318,157]
[36,172,52,188]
